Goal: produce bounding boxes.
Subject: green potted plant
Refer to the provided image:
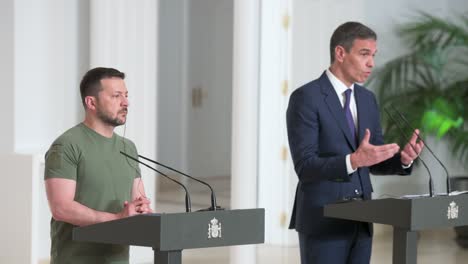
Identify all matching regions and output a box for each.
[369,12,468,247]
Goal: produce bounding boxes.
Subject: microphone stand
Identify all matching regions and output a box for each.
[120,151,192,212]
[138,154,222,211]
[391,105,451,194]
[385,108,434,197]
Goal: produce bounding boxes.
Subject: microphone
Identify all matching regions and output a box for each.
[384,108,434,197]
[391,105,451,195]
[137,154,222,211]
[120,151,192,212]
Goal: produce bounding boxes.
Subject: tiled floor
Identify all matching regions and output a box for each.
[156,177,468,264]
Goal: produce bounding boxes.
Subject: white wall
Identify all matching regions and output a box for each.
[291,0,366,88]
[0,0,14,154]
[14,0,87,154]
[0,154,34,263]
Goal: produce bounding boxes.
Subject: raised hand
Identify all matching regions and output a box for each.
[400,129,424,166]
[351,129,400,170]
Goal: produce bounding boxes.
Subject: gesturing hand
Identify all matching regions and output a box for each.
[350,129,400,170]
[400,129,424,166]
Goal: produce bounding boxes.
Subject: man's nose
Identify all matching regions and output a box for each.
[122,96,129,107]
[367,57,375,68]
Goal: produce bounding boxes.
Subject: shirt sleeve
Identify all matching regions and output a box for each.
[44,143,79,180]
[125,140,142,179]
[345,154,357,175]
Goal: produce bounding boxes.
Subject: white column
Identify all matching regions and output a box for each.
[230,1,260,264]
[90,1,158,263]
[258,0,298,246]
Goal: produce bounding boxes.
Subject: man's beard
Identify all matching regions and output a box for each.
[96,108,127,127]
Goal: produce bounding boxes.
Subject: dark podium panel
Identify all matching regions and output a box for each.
[73,208,264,264]
[324,194,468,264]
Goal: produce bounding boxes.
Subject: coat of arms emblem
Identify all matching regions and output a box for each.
[447,201,459,220]
[208,217,222,239]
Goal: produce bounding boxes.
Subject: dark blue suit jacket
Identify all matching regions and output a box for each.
[287,72,411,236]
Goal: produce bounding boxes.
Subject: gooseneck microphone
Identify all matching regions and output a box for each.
[384,108,434,197]
[137,154,222,211]
[120,151,192,212]
[391,105,451,195]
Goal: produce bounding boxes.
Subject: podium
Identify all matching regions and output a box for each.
[73,208,264,264]
[324,194,468,264]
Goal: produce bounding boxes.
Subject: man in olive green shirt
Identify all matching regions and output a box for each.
[44,67,153,264]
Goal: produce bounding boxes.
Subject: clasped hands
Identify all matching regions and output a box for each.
[118,196,153,218]
[350,128,424,170]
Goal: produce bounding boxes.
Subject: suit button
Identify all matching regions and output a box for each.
[355,189,359,195]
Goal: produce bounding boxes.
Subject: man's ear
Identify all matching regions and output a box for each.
[334,45,346,63]
[84,96,97,111]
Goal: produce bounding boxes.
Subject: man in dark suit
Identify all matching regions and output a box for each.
[286,22,424,264]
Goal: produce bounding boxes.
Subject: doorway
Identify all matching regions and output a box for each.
[157,0,233,210]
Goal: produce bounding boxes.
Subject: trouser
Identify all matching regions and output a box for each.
[298,222,372,264]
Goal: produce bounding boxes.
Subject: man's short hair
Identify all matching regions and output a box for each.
[330,22,377,63]
[79,67,125,107]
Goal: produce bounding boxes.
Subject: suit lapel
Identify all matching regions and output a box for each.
[319,73,357,150]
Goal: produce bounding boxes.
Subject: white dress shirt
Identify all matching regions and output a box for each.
[326,69,357,174]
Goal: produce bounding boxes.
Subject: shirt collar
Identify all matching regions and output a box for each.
[326,68,354,95]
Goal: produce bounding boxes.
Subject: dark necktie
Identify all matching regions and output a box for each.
[344,89,357,143]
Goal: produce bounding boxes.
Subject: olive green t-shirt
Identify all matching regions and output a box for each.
[44,123,141,264]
